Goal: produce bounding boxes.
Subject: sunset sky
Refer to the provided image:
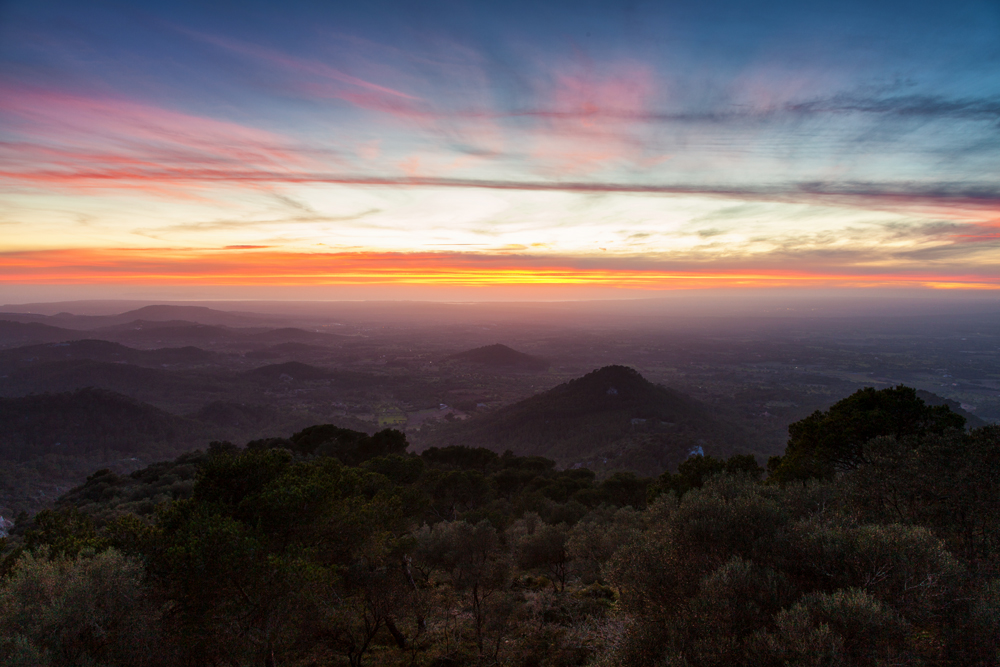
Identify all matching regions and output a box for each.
[2,0,999,300]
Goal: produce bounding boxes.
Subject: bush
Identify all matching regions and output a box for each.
[0,548,163,666]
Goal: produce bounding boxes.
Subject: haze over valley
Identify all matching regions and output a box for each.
[2,296,996,517]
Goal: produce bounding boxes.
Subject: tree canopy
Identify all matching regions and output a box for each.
[3,385,999,667]
[768,385,966,482]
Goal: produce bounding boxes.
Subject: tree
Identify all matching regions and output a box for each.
[599,471,649,508]
[648,453,763,501]
[0,549,163,667]
[412,519,512,657]
[420,468,492,520]
[420,446,499,474]
[603,472,965,667]
[846,426,1000,562]
[130,447,408,666]
[319,556,415,667]
[770,385,965,482]
[510,514,571,591]
[285,425,408,465]
[567,506,642,584]
[20,507,104,559]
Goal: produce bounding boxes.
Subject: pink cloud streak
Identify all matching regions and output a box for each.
[177,27,420,100]
[0,84,322,194]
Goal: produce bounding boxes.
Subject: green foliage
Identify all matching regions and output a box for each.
[1,387,995,667]
[604,471,979,667]
[768,588,911,666]
[510,515,571,591]
[283,423,408,465]
[97,445,412,666]
[845,426,1000,561]
[52,451,204,527]
[598,471,648,508]
[421,445,499,473]
[421,468,492,520]
[566,506,642,584]
[0,388,195,462]
[362,453,426,485]
[412,519,513,657]
[0,548,163,667]
[22,507,105,558]
[770,384,965,482]
[648,453,763,501]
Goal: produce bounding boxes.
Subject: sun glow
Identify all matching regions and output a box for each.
[2,248,997,291]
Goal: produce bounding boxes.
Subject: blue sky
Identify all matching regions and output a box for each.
[1,0,999,297]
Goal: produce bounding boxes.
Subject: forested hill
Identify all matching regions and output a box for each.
[0,388,197,462]
[0,320,81,348]
[446,343,550,370]
[0,386,357,517]
[0,339,220,368]
[4,390,997,667]
[425,365,752,471]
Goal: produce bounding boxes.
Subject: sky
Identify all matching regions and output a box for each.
[1,0,999,301]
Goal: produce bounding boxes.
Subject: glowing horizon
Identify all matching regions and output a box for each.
[3,248,998,292]
[2,0,999,297]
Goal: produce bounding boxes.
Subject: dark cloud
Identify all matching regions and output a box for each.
[430,92,1000,128]
[20,161,1000,214]
[786,94,1000,123]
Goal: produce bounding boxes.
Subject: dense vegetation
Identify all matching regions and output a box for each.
[1,385,998,666]
[0,388,341,518]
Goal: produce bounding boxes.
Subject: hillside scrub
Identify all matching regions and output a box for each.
[1,387,999,666]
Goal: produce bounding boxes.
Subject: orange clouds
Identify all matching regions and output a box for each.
[2,248,998,291]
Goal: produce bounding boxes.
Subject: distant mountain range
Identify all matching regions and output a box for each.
[0,339,221,369]
[0,320,83,347]
[0,316,347,351]
[0,304,270,330]
[423,365,752,473]
[446,343,550,371]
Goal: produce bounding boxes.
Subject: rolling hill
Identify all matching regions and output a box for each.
[446,343,550,371]
[92,321,344,349]
[0,359,240,411]
[94,322,252,347]
[0,304,271,330]
[0,320,83,348]
[0,339,221,370]
[110,304,268,327]
[0,388,199,462]
[245,361,334,382]
[424,365,752,474]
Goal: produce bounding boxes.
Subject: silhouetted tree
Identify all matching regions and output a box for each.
[769,385,965,482]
